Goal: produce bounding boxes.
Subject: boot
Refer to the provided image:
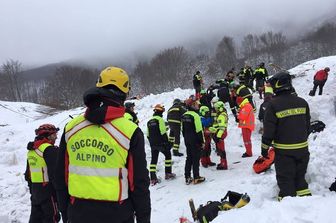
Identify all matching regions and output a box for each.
[217,159,228,170]
[150,178,161,186]
[173,150,184,157]
[207,157,216,166]
[193,176,205,184]
[165,173,176,180]
[185,177,193,185]
[242,152,252,158]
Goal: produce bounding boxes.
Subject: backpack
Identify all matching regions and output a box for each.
[196,201,222,223]
[309,120,326,134]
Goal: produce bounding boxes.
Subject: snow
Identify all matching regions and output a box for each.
[1,55,336,223]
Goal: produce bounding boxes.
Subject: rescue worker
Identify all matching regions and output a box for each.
[147,104,176,185]
[234,83,256,112]
[124,101,139,125]
[309,67,330,96]
[54,67,151,223]
[212,79,238,121]
[253,62,268,99]
[199,106,216,168]
[25,124,61,223]
[193,71,203,100]
[238,65,253,89]
[182,98,205,185]
[199,87,215,110]
[262,71,311,200]
[167,99,187,157]
[237,95,255,158]
[210,101,229,170]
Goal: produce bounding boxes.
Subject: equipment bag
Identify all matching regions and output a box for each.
[253,148,275,174]
[196,201,222,223]
[220,191,250,210]
[309,120,326,134]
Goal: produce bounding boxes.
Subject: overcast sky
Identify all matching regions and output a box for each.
[0,0,335,67]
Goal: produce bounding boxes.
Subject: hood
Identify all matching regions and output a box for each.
[85,106,125,124]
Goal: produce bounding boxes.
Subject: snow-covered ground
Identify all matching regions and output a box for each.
[1,56,336,223]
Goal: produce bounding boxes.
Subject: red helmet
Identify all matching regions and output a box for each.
[35,124,59,136]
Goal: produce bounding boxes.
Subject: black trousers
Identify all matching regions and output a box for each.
[274,149,310,198]
[184,142,201,179]
[68,199,134,223]
[29,196,60,223]
[168,124,181,151]
[312,80,326,95]
[150,146,172,179]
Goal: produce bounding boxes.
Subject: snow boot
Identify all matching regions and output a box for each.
[185,177,193,185]
[216,159,228,170]
[207,157,216,166]
[193,176,205,185]
[173,150,184,157]
[151,178,161,186]
[242,152,252,158]
[309,90,315,96]
[165,173,176,180]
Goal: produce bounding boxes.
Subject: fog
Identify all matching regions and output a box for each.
[0,0,335,67]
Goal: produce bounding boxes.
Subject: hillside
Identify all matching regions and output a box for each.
[0,56,336,222]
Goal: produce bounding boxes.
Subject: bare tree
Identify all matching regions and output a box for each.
[1,59,22,101]
[215,36,237,72]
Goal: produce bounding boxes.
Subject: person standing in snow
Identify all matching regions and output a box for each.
[210,101,229,170]
[309,67,330,96]
[25,124,61,223]
[262,71,311,200]
[253,62,268,99]
[54,67,151,223]
[147,104,176,185]
[236,95,255,158]
[258,84,273,134]
[124,101,139,125]
[192,71,203,100]
[167,98,187,157]
[199,105,216,168]
[182,98,205,185]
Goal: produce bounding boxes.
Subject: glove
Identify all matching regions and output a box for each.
[261,148,269,158]
[330,179,336,192]
[209,127,217,133]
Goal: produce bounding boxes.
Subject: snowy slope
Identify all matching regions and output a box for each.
[0,56,336,223]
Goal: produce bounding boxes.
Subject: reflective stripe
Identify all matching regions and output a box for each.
[103,123,130,150]
[120,168,128,200]
[168,108,180,112]
[65,120,92,141]
[168,119,181,124]
[273,141,308,149]
[30,168,41,173]
[276,108,306,118]
[296,188,311,196]
[35,149,43,157]
[261,143,269,149]
[42,166,49,182]
[69,165,121,177]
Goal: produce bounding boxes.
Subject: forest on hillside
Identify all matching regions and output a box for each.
[1,22,336,109]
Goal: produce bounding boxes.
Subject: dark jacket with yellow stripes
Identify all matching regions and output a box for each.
[167,103,187,126]
[261,91,310,156]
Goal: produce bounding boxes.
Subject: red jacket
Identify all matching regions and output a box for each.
[238,99,255,131]
[314,70,328,81]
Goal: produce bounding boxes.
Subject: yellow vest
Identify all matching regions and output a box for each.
[65,115,137,202]
[27,143,51,183]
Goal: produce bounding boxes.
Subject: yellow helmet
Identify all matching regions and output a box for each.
[96,66,130,94]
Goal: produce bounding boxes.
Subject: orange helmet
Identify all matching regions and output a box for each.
[35,124,59,136]
[153,104,165,112]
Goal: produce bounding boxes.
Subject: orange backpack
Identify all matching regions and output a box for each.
[253,148,275,174]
